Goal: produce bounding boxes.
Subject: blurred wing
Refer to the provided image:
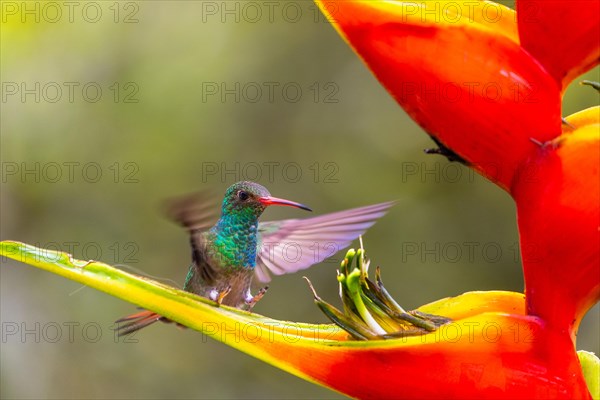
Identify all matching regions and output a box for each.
[162,190,220,281]
[254,201,395,282]
[162,190,220,232]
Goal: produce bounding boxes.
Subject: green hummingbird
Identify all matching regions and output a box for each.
[116,181,394,335]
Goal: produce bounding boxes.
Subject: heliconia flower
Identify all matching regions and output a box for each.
[310,0,599,397]
[305,248,453,340]
[313,0,600,339]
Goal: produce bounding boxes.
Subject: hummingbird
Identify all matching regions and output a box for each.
[116,181,394,335]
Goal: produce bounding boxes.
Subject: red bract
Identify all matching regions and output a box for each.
[7,240,593,399]
[318,0,563,190]
[516,0,600,90]
[513,108,600,336]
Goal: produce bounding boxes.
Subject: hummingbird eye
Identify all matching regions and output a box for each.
[237,190,249,201]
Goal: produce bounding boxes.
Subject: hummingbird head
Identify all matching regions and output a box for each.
[222,181,312,218]
[213,181,311,269]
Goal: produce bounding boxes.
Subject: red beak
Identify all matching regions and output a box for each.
[259,196,312,212]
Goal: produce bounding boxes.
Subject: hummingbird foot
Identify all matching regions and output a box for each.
[245,286,269,310]
[210,285,232,306]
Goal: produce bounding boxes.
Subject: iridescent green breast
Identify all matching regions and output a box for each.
[209,208,259,270]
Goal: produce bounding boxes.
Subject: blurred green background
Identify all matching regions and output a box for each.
[1,1,598,399]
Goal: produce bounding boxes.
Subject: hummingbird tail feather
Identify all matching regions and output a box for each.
[115,310,166,336]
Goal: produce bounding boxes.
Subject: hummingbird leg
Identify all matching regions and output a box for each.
[216,285,232,306]
[208,286,232,305]
[245,286,269,310]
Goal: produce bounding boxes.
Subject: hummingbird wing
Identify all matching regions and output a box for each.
[255,201,395,282]
[163,190,221,285]
[115,190,221,335]
[163,190,220,232]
